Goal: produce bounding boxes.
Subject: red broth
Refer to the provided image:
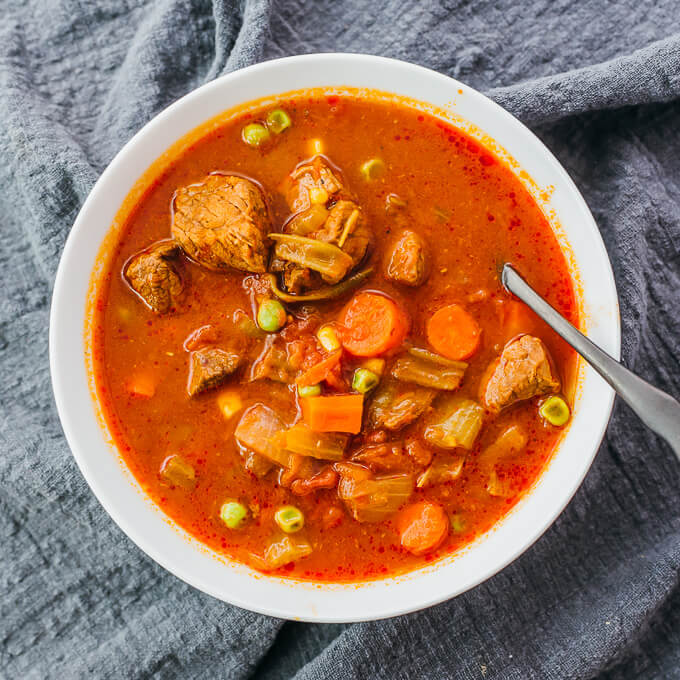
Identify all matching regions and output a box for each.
[90,94,578,581]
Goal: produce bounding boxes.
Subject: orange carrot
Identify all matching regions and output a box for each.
[296,350,342,387]
[339,292,409,357]
[397,501,449,556]
[302,394,364,433]
[427,303,481,360]
[128,373,156,398]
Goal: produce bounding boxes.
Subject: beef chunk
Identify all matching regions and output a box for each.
[385,230,429,287]
[284,156,345,212]
[249,336,298,384]
[351,442,412,473]
[172,174,272,273]
[187,347,242,396]
[124,241,182,313]
[368,381,436,431]
[276,158,373,294]
[480,335,560,412]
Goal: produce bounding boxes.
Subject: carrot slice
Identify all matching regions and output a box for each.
[339,292,409,356]
[397,501,449,556]
[427,303,481,360]
[296,350,342,387]
[302,394,364,433]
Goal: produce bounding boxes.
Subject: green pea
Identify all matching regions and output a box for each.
[352,368,380,394]
[274,505,304,533]
[242,123,271,147]
[298,384,321,398]
[360,158,386,180]
[266,108,292,134]
[220,501,248,529]
[449,513,466,533]
[257,299,287,332]
[539,396,570,427]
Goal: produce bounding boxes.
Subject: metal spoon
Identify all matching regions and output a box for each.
[502,263,680,460]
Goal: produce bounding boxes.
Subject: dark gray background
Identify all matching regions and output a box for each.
[1,1,679,678]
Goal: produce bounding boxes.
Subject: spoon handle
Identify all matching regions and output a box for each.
[502,264,680,460]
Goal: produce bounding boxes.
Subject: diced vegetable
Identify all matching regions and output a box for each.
[242,122,270,147]
[397,501,449,555]
[352,368,380,394]
[310,138,324,154]
[391,347,467,390]
[234,404,290,467]
[235,311,265,338]
[539,395,570,426]
[427,304,482,360]
[317,324,341,352]
[296,350,342,387]
[220,500,248,529]
[336,463,414,522]
[486,469,514,498]
[340,292,409,356]
[424,397,484,450]
[309,186,329,204]
[288,204,329,235]
[274,505,305,533]
[217,391,243,420]
[360,158,386,180]
[478,425,527,468]
[336,208,360,249]
[128,373,156,398]
[298,383,321,398]
[264,534,313,569]
[257,298,287,332]
[449,512,466,533]
[271,233,354,284]
[266,268,373,303]
[302,394,364,434]
[361,358,386,376]
[416,457,464,488]
[281,423,348,460]
[159,455,196,488]
[265,108,291,134]
[243,451,273,478]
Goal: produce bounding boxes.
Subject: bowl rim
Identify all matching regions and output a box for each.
[49,52,620,622]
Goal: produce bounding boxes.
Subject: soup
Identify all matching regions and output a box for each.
[90,92,578,581]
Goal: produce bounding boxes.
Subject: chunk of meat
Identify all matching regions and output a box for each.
[321,200,372,268]
[480,335,560,412]
[385,230,429,287]
[351,441,411,473]
[275,159,373,294]
[250,335,299,384]
[290,466,339,495]
[187,347,242,396]
[368,381,436,431]
[172,174,272,273]
[283,156,346,212]
[124,241,182,313]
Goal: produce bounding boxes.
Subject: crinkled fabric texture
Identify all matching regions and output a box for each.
[1,1,679,678]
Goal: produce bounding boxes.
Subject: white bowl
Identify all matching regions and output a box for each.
[50,54,620,622]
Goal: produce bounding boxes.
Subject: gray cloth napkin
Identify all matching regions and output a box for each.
[1,1,679,678]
